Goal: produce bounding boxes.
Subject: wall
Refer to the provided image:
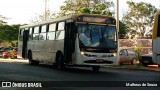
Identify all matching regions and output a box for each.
[119,39,152,54]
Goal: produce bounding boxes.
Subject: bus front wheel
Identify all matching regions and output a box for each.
[92,66,100,72]
[55,53,65,69]
[28,51,39,65]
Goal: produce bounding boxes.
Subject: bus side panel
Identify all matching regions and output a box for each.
[29,41,38,60]
[28,40,56,63]
[46,40,56,63]
[54,40,64,55]
[28,40,40,61]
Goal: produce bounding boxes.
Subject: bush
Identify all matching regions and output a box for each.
[134,44,142,60]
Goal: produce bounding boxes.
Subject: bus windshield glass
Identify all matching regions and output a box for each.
[78,24,117,52]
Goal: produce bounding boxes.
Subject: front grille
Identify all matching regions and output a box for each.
[84,54,97,57]
[84,60,113,64]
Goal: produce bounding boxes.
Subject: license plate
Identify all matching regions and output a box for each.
[143,61,149,63]
[96,59,104,62]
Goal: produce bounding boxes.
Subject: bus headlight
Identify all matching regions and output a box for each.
[113,53,116,56]
[81,51,84,55]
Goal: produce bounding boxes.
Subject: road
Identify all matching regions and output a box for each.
[0,59,159,90]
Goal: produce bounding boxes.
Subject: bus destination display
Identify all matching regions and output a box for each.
[77,16,116,24]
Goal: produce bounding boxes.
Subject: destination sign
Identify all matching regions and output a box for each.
[77,16,116,25]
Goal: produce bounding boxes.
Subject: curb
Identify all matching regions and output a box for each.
[102,65,160,72]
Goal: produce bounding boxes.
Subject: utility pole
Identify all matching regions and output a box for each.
[116,0,119,65]
[44,0,49,21]
[116,0,119,33]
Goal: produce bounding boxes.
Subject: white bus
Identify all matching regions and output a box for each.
[18,14,119,71]
[152,11,160,67]
[140,11,160,67]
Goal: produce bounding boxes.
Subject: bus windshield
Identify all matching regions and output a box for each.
[78,24,117,52]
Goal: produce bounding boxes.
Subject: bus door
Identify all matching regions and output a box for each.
[22,30,29,58]
[64,22,75,63]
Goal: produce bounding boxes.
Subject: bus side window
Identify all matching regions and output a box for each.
[56,22,65,40]
[19,29,24,41]
[58,22,65,30]
[47,23,56,40]
[21,29,24,35]
[39,25,47,40]
[29,28,33,40]
[33,26,40,40]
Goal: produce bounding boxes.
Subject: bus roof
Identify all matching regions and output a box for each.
[20,14,115,29]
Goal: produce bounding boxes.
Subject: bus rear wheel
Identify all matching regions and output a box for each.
[92,66,100,72]
[28,52,39,65]
[55,53,65,69]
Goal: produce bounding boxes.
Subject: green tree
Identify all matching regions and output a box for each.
[119,21,127,39]
[0,24,20,43]
[58,0,114,16]
[122,1,157,39]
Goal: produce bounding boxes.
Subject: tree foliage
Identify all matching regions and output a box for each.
[58,0,114,16]
[119,21,127,39]
[122,1,157,39]
[0,24,20,43]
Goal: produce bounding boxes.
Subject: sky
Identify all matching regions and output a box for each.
[0,0,159,25]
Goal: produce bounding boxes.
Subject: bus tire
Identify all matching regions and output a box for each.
[28,51,39,65]
[92,66,100,72]
[158,65,160,67]
[55,53,65,69]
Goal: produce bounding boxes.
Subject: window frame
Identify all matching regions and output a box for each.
[34,26,40,34]
[56,21,65,40]
[47,23,57,40]
[33,26,40,40]
[58,22,65,31]
[41,25,47,33]
[29,28,33,40]
[49,23,56,32]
